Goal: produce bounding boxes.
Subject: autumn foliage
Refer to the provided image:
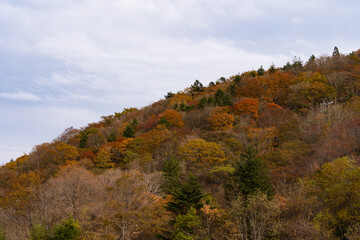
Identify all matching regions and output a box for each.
[2,48,360,239]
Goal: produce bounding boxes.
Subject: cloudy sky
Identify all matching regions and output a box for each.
[0,0,359,164]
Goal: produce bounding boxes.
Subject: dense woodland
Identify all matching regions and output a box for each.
[2,48,360,239]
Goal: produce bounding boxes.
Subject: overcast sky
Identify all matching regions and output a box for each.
[1,0,360,164]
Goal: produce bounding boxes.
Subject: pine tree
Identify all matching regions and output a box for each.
[166,174,204,215]
[162,157,181,195]
[257,65,265,76]
[333,46,340,57]
[232,147,273,198]
[123,119,137,138]
[268,64,276,74]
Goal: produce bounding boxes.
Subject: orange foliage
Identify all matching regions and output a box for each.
[266,102,283,109]
[236,76,264,98]
[159,109,184,128]
[208,111,234,131]
[233,98,260,119]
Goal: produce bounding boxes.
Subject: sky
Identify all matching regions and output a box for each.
[0,0,360,164]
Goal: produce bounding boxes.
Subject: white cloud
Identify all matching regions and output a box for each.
[291,17,305,24]
[0,90,42,101]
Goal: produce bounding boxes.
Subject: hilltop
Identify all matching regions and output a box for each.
[1,48,360,239]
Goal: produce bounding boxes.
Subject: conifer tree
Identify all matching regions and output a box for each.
[162,157,181,195]
[232,147,273,198]
[333,46,340,57]
[257,65,265,76]
[166,174,204,215]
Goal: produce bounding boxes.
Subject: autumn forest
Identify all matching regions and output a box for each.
[2,48,360,240]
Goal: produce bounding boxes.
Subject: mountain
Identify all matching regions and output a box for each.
[1,48,360,239]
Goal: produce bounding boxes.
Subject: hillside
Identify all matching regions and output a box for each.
[1,48,360,239]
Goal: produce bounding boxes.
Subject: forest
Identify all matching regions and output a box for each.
[1,48,360,239]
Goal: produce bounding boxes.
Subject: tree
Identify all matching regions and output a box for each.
[231,190,280,240]
[233,98,259,119]
[93,147,115,169]
[333,46,340,57]
[208,111,234,131]
[162,157,181,195]
[173,207,200,240]
[30,222,50,240]
[166,174,204,215]
[107,130,117,142]
[257,65,265,76]
[52,216,82,240]
[177,139,226,168]
[123,119,137,138]
[159,109,184,128]
[309,157,360,238]
[190,80,204,93]
[231,147,273,198]
[214,89,232,106]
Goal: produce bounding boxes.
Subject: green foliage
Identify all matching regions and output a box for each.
[268,64,276,74]
[107,130,117,142]
[123,119,137,138]
[309,157,360,238]
[79,131,88,149]
[257,65,265,76]
[198,96,207,108]
[166,174,204,215]
[30,222,49,240]
[165,92,175,99]
[52,216,82,240]
[214,89,232,106]
[0,227,5,240]
[190,80,204,94]
[173,207,200,240]
[231,147,273,198]
[162,157,181,195]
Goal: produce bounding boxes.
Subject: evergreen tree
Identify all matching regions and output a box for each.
[268,64,276,74]
[232,147,273,198]
[214,89,233,106]
[257,65,265,76]
[333,46,340,57]
[198,96,207,108]
[107,130,117,142]
[173,207,200,240]
[123,119,137,138]
[162,157,181,195]
[52,216,81,240]
[233,75,242,83]
[308,54,315,62]
[166,174,204,215]
[165,92,175,99]
[79,131,89,149]
[190,80,204,93]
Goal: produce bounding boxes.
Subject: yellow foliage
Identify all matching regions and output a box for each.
[177,139,226,167]
[168,92,193,108]
[93,147,115,169]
